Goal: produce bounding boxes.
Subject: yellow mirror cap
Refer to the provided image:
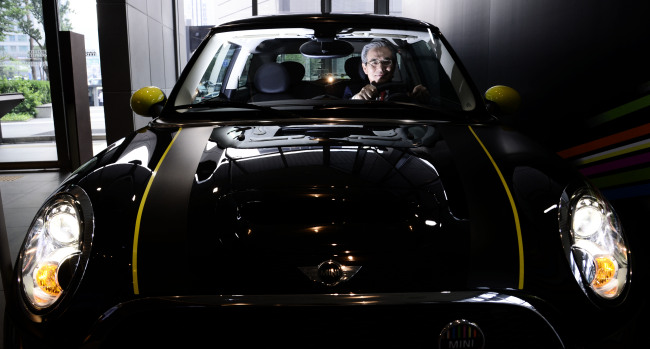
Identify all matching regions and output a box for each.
[130,86,166,116]
[485,85,521,114]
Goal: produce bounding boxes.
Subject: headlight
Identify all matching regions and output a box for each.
[559,184,629,301]
[18,186,93,312]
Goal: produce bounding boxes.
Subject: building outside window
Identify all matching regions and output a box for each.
[0,0,105,167]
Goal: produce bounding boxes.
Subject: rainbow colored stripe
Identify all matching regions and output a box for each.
[557,95,650,201]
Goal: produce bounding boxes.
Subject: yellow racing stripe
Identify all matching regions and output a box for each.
[132,129,182,294]
[468,125,524,289]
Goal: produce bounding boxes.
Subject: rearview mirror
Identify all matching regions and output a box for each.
[300,39,354,59]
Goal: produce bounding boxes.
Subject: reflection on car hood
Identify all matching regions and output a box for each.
[194,136,468,294]
[82,122,543,297]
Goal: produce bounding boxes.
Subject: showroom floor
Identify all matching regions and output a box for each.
[0,170,70,348]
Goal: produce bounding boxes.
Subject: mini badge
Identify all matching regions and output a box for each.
[299,260,361,286]
[439,319,485,349]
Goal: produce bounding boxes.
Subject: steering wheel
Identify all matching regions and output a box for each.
[374,82,409,101]
[374,82,406,91]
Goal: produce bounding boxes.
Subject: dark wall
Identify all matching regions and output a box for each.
[434,1,650,150]
[426,0,650,206]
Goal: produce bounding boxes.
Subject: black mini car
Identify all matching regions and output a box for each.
[5,14,636,348]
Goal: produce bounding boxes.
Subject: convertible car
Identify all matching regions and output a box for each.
[5,14,637,348]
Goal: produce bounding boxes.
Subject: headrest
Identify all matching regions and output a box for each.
[344,56,366,81]
[254,62,290,93]
[281,61,305,85]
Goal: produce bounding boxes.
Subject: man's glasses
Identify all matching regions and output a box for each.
[365,59,393,67]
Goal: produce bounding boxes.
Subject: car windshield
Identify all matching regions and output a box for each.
[170,24,477,116]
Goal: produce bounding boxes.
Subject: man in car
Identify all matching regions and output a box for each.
[349,41,428,101]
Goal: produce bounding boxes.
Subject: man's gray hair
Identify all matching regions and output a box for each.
[360,40,396,64]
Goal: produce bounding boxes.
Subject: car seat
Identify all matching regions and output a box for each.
[342,56,369,99]
[250,62,294,101]
[281,61,326,98]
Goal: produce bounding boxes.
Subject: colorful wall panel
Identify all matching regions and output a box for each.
[557,95,650,201]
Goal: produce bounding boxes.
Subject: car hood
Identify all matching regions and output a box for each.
[78,122,568,297]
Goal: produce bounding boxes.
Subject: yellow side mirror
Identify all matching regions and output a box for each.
[130,86,167,117]
[485,85,521,115]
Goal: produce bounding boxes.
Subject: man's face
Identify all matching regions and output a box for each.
[362,46,395,84]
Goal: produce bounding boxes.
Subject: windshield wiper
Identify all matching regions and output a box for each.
[173,98,300,118]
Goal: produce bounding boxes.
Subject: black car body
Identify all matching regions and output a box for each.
[5,14,636,348]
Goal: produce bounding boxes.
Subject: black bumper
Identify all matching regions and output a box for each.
[75,292,566,348]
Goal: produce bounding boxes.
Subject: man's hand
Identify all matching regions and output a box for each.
[352,84,378,100]
[409,84,430,103]
[410,84,430,101]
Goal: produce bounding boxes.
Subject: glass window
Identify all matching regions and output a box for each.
[67,0,105,151]
[195,43,239,102]
[1,0,56,162]
[184,0,252,27]
[0,0,105,167]
[331,0,401,15]
[389,0,403,16]
[261,0,320,15]
[332,0,373,14]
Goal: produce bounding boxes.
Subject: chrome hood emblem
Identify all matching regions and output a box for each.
[299,260,362,286]
[439,319,485,349]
